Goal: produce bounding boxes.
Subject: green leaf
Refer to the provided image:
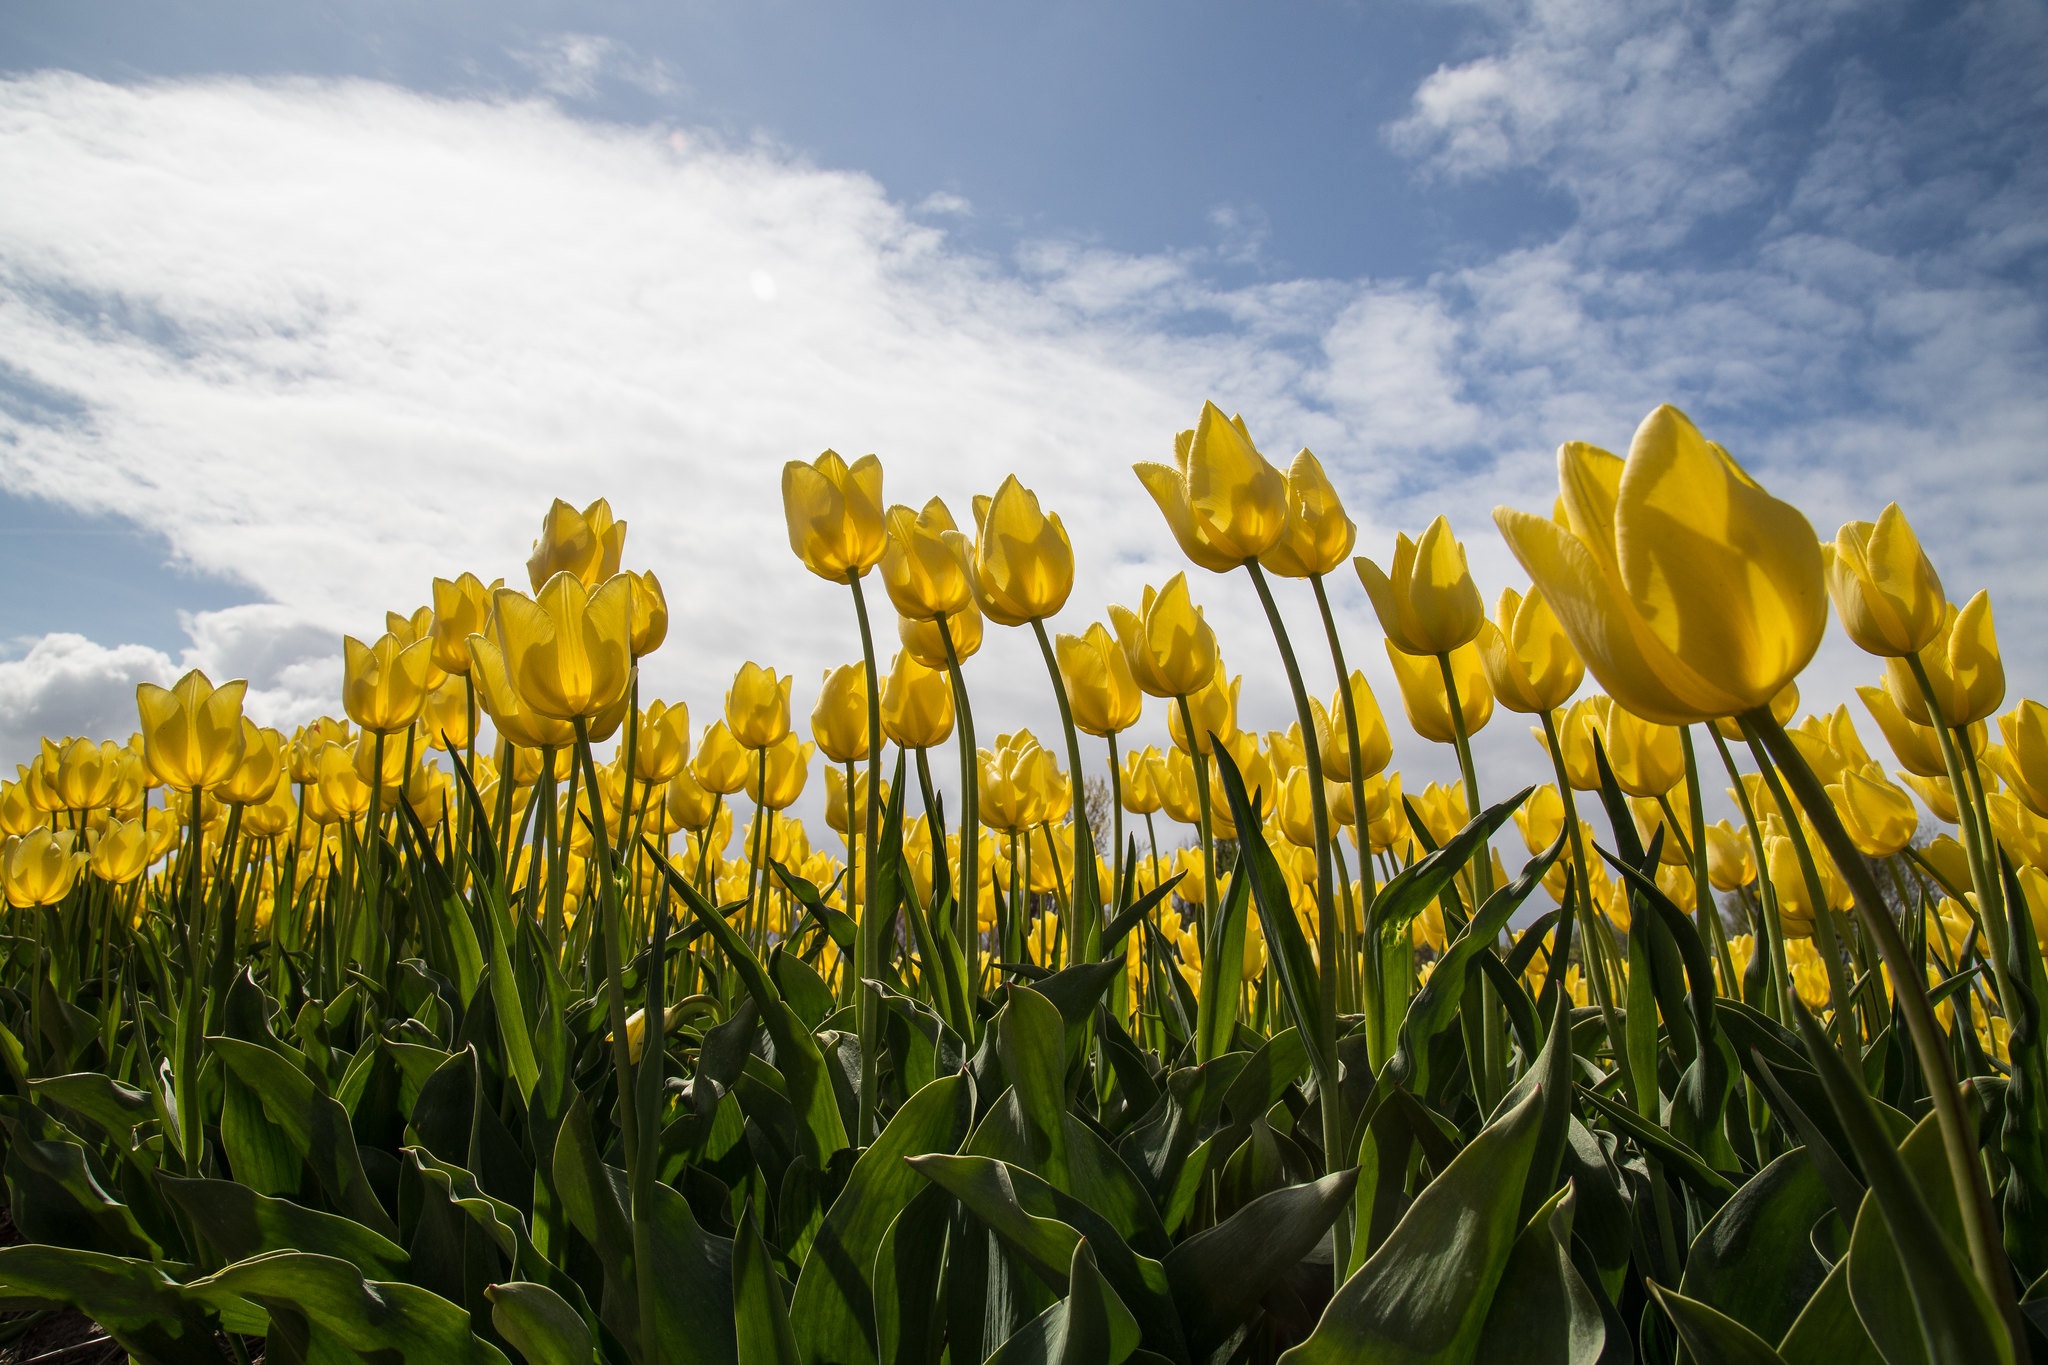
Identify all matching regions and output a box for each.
[407,1147,593,1325]
[1676,1148,1832,1347]
[1576,1081,1738,1198]
[487,1281,597,1365]
[1281,1069,1552,1365]
[208,1035,399,1240]
[790,1072,973,1365]
[984,1239,1140,1365]
[0,1245,226,1364]
[1647,1282,1790,1365]
[1364,789,1533,944]
[160,1176,406,1280]
[29,1072,155,1144]
[184,1251,510,1365]
[1474,1186,1606,1365]
[0,1112,159,1258]
[734,1204,800,1365]
[1163,1169,1358,1362]
[1776,1256,1883,1365]
[1195,862,1252,1065]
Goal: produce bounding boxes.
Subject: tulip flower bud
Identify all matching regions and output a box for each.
[1119,746,1165,815]
[4,829,83,907]
[1857,683,1954,778]
[1385,640,1492,746]
[0,781,38,838]
[810,664,870,764]
[491,575,635,723]
[1357,515,1486,658]
[468,634,575,750]
[635,699,690,784]
[666,766,718,832]
[1514,783,1566,856]
[136,670,250,793]
[727,662,794,751]
[825,765,890,839]
[1829,765,1918,857]
[527,498,626,592]
[222,721,286,807]
[1987,791,2048,869]
[979,732,1051,835]
[431,574,497,677]
[628,570,669,658]
[1257,448,1356,579]
[1110,574,1219,700]
[693,721,751,796]
[1167,669,1241,757]
[1629,792,1693,866]
[783,450,886,582]
[88,817,153,885]
[1603,706,1683,798]
[421,678,473,753]
[1712,680,1799,743]
[1824,504,1946,658]
[386,605,448,692]
[49,737,123,812]
[1276,768,1318,847]
[1414,781,1469,847]
[898,598,982,669]
[1320,671,1392,783]
[1704,820,1756,891]
[1496,407,1827,724]
[1477,585,1584,715]
[946,476,1074,626]
[743,733,813,812]
[241,778,298,840]
[882,651,955,750]
[1883,592,2005,728]
[343,632,436,735]
[881,498,972,620]
[1055,623,1141,738]
[1158,748,1201,827]
[1133,401,1289,572]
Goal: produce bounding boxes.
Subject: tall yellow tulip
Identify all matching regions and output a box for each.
[1494,406,1826,724]
[946,476,1074,626]
[87,817,152,885]
[1133,400,1289,571]
[1477,586,1583,714]
[1258,448,1356,579]
[343,632,436,735]
[467,634,575,750]
[783,451,886,582]
[744,733,812,811]
[1320,673,1392,783]
[726,663,793,751]
[1385,640,1492,745]
[49,738,122,811]
[881,652,955,749]
[628,570,669,658]
[1823,504,1946,658]
[221,721,286,806]
[881,498,971,620]
[1110,574,1219,700]
[1884,593,2005,727]
[634,700,690,783]
[811,664,870,764]
[1167,668,1241,756]
[527,498,626,592]
[1993,700,2048,817]
[692,721,751,795]
[1355,516,1486,658]
[492,575,635,723]
[136,670,249,792]
[430,573,496,677]
[4,829,82,907]
[1120,746,1165,815]
[1604,706,1684,797]
[1055,624,1141,738]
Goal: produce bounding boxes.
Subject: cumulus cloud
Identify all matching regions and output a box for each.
[0,0,2041,826]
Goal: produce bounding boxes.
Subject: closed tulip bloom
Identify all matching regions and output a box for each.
[1385,639,1492,745]
[1857,683,1956,778]
[493,575,635,722]
[240,779,298,839]
[1478,586,1584,715]
[628,570,669,657]
[693,721,752,795]
[783,450,886,582]
[727,662,794,750]
[946,476,1074,625]
[87,817,153,885]
[385,606,448,692]
[899,598,983,668]
[318,743,374,821]
[50,737,122,811]
[467,635,575,750]
[1362,772,1408,854]
[1987,792,2048,869]
[0,781,39,839]
[744,733,812,811]
[344,632,436,735]
[1884,592,2005,727]
[1533,695,1611,792]
[1631,792,1693,866]
[1356,516,1487,657]
[407,763,453,831]
[430,573,496,677]
[136,670,249,792]
[811,664,870,763]
[1899,772,1960,824]
[19,753,60,814]
[1830,765,1918,857]
[421,678,473,752]
[1167,668,1242,756]
[1276,768,1318,847]
[1158,749,1202,826]
[882,498,973,620]
[288,718,349,785]
[222,722,286,806]
[882,651,955,749]
[1495,407,1827,724]
[5,829,83,907]
[1604,706,1684,798]
[1514,783,1566,856]
[980,732,1052,834]
[1704,820,1756,891]
[1321,672,1393,783]
[1120,746,1165,815]
[1415,781,1469,847]
[1258,448,1356,578]
[1993,700,2048,817]
[634,700,690,783]
[1110,574,1219,699]
[1056,623,1141,738]
[351,729,410,791]
[527,498,626,592]
[1134,401,1289,571]
[1824,504,1946,658]
[824,766,889,839]
[666,766,718,832]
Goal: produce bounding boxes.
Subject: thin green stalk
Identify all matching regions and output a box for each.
[1107,730,1125,909]
[573,715,640,1181]
[937,613,981,1008]
[1176,695,1220,943]
[1539,710,1630,1098]
[1680,728,1740,996]
[1743,731,1857,1041]
[847,571,886,1145]
[1711,726,1797,1022]
[1029,617,1099,964]
[1312,572,1372,1019]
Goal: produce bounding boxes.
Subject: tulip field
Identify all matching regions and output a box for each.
[3,398,2047,1363]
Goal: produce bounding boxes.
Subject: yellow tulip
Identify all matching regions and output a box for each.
[1134,401,1289,572]
[527,498,626,592]
[136,670,249,792]
[1258,448,1356,578]
[19,752,60,814]
[881,497,972,620]
[882,651,955,749]
[825,766,889,839]
[898,598,983,669]
[782,450,886,582]
[2016,865,2048,950]
[1110,574,1219,700]
[1603,706,1684,798]
[4,830,83,907]
[693,721,752,796]
[726,662,794,751]
[1630,792,1692,866]
[430,573,496,677]
[1385,639,1492,745]
[979,732,1052,835]
[1884,592,2005,728]
[1990,700,2048,817]
[628,570,669,657]
[0,781,40,838]
[947,476,1074,626]
[810,664,871,764]
[408,763,453,832]
[87,817,153,885]
[1823,504,1946,657]
[1363,774,1410,855]
[317,742,374,821]
[1276,768,1318,847]
[290,717,350,785]
[1495,406,1827,724]
[666,768,720,832]
[1056,623,1141,738]
[1899,772,1960,824]
[1319,674,1392,785]
[467,635,575,750]
[1167,668,1241,756]
[1477,585,1583,714]
[241,779,298,840]
[421,678,473,753]
[1704,820,1756,891]
[1535,695,1611,791]
[343,632,435,735]
[1120,745,1165,815]
[49,737,123,811]
[222,721,285,806]
[1986,791,2048,869]
[744,733,812,811]
[1829,765,1918,857]
[1657,861,1696,910]
[1414,781,1468,847]
[492,574,635,723]
[1356,515,1486,658]
[1922,834,1974,893]
[634,700,690,784]
[1858,682,1953,778]
[1514,784,1566,856]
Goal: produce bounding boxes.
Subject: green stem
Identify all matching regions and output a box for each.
[574,715,640,1182]
[1029,617,1099,963]
[847,571,885,1144]
[937,613,981,1009]
[1176,695,1220,944]
[1711,726,1796,1022]
[1744,732,1856,1041]
[1312,572,1372,1019]
[1680,728,1741,997]
[1540,711,1630,1098]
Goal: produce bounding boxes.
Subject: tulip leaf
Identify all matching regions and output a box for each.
[183,1250,511,1365]
[984,1239,1141,1365]
[0,1112,160,1260]
[29,1072,155,1145]
[734,1202,800,1365]
[406,1147,594,1323]
[790,1072,973,1365]
[771,857,857,950]
[0,1244,225,1365]
[872,1184,954,1365]
[159,1175,407,1281]
[487,1281,598,1365]
[1575,1081,1737,1197]
[1162,1169,1358,1362]
[1099,874,1187,957]
[1474,1186,1607,1365]
[1195,862,1252,1065]
[1647,1281,1790,1365]
[1364,788,1534,943]
[1676,1147,1832,1346]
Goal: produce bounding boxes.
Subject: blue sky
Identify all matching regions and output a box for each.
[0,0,2042,812]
